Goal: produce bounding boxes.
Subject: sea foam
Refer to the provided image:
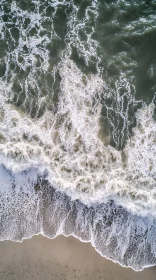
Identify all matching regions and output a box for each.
[0,59,156,215]
[0,0,156,271]
[1,164,156,271]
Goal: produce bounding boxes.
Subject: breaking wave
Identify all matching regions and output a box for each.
[0,0,156,271]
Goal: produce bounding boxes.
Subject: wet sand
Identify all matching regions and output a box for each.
[0,234,156,280]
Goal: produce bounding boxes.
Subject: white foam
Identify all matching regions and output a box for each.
[0,58,156,216]
[0,0,156,270]
[1,164,156,271]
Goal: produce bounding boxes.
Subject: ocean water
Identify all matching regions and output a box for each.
[0,0,156,271]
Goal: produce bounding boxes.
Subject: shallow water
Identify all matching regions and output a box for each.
[0,0,156,270]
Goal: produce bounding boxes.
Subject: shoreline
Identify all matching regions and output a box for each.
[1,232,155,272]
[0,234,156,280]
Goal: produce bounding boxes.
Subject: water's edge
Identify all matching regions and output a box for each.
[1,164,156,271]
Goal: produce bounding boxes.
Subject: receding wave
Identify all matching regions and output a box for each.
[0,0,156,271]
[1,165,156,271]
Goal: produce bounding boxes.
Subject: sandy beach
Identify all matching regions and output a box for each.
[0,235,156,280]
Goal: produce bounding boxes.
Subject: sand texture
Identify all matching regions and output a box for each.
[0,235,156,280]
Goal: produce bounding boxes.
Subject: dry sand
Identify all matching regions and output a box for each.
[0,235,156,280]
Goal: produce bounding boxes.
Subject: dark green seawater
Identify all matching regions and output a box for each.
[0,0,156,271]
[0,0,156,147]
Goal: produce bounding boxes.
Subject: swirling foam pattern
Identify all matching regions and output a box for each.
[0,0,156,270]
